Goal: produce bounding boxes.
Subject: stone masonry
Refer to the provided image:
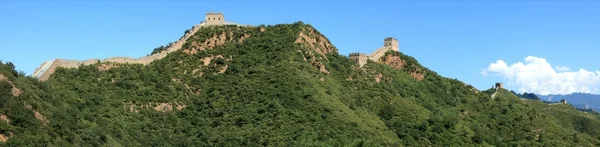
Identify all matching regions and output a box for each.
[495,82,503,89]
[349,37,399,67]
[32,12,249,81]
[205,12,225,26]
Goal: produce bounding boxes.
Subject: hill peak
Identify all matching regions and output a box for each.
[30,12,251,81]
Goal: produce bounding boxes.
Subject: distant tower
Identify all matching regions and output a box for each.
[384,37,399,52]
[349,53,369,67]
[495,82,503,89]
[560,99,567,104]
[349,37,400,67]
[205,12,225,25]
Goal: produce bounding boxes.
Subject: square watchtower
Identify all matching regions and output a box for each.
[205,12,224,25]
[349,53,369,67]
[384,37,399,52]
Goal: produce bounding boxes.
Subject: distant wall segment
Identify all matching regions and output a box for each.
[349,37,399,67]
[32,12,248,81]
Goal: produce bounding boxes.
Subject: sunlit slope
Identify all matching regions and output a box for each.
[0,22,599,146]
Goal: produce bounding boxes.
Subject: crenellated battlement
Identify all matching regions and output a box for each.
[204,12,225,26]
[349,53,368,56]
[31,12,251,81]
[384,37,397,41]
[348,37,400,67]
[205,12,223,15]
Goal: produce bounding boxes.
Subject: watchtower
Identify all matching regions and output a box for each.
[384,37,399,51]
[205,12,224,25]
[348,37,400,67]
[560,99,567,104]
[349,53,369,67]
[495,82,503,89]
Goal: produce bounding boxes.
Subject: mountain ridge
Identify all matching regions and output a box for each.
[538,93,600,112]
[0,14,600,146]
[31,13,252,81]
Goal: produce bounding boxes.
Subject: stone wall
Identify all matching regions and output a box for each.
[369,47,392,62]
[384,37,399,52]
[495,82,503,89]
[82,59,100,65]
[31,60,54,78]
[349,37,400,67]
[37,59,81,81]
[349,53,369,67]
[205,12,224,26]
[32,12,249,81]
[33,23,204,81]
[105,57,135,64]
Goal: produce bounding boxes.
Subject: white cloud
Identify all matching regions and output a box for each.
[555,66,570,72]
[481,56,600,95]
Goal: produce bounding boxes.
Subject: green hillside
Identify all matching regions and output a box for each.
[1,22,600,146]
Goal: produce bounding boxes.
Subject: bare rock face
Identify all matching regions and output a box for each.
[97,63,119,71]
[295,28,336,57]
[383,54,406,70]
[24,104,48,125]
[125,102,187,113]
[0,114,9,124]
[295,28,337,74]
[375,74,383,83]
[0,74,22,97]
[382,54,425,81]
[184,31,252,54]
[0,132,13,143]
[312,61,330,74]
[410,70,425,81]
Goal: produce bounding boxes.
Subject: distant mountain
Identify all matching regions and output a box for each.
[510,90,540,101]
[537,93,600,112]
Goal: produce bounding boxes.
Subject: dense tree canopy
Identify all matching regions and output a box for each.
[0,22,600,146]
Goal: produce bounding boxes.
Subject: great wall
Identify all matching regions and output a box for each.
[348,37,399,67]
[31,12,250,81]
[32,12,399,81]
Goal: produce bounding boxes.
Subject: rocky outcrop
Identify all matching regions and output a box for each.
[382,54,425,81]
[0,114,9,124]
[349,37,398,67]
[295,27,337,57]
[375,74,383,83]
[464,84,479,94]
[24,104,47,125]
[0,74,22,97]
[410,69,425,81]
[125,102,187,113]
[0,113,13,142]
[383,54,406,69]
[0,132,13,143]
[183,32,252,55]
[295,27,336,74]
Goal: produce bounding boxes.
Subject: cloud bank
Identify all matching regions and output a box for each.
[481,56,600,95]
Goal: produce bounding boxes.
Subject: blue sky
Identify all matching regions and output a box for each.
[1,1,599,94]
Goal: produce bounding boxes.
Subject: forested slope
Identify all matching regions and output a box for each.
[0,22,599,146]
